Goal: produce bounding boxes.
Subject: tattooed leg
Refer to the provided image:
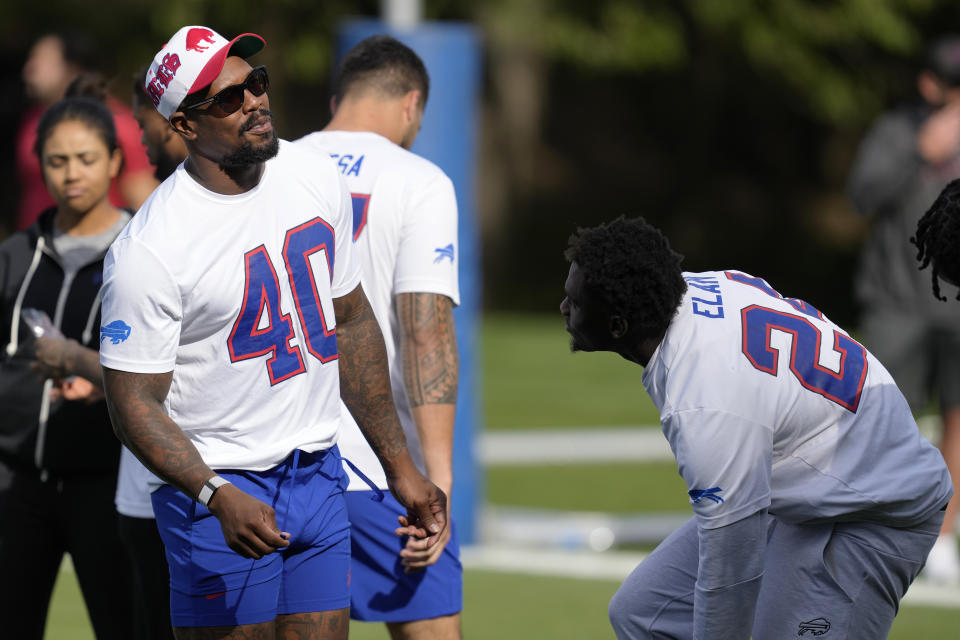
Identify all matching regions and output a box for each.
[174,621,275,640]
[276,609,349,640]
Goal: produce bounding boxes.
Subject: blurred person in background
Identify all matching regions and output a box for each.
[17,31,158,230]
[0,95,134,639]
[561,216,951,640]
[847,34,960,585]
[133,66,188,182]
[26,68,188,640]
[108,67,185,640]
[297,35,462,639]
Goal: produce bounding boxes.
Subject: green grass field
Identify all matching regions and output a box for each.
[45,562,960,639]
[488,461,689,512]
[483,313,660,428]
[44,313,959,638]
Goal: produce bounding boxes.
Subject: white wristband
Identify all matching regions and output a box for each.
[197,475,230,507]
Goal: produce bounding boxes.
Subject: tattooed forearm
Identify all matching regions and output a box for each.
[103,367,215,499]
[397,292,458,407]
[398,292,457,491]
[334,285,409,462]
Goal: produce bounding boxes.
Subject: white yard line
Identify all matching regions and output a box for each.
[481,418,942,466]
[480,426,670,465]
[461,544,647,582]
[461,545,960,609]
[481,505,687,549]
[901,581,960,609]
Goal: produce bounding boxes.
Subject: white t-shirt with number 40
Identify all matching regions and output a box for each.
[100,141,360,473]
[296,131,460,490]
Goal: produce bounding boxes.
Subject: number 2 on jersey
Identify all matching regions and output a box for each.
[227,218,337,385]
[740,305,867,412]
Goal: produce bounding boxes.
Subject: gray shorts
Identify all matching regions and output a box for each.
[862,310,960,411]
[609,511,943,640]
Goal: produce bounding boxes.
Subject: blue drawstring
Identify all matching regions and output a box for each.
[336,451,385,502]
[277,448,301,538]
[275,448,383,549]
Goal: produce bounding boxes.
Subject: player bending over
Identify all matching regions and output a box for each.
[562,216,951,640]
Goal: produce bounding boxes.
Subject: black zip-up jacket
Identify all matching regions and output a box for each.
[0,207,121,476]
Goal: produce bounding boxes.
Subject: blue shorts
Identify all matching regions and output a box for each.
[345,490,463,622]
[152,447,350,628]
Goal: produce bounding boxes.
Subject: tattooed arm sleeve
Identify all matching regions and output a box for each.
[334,283,413,473]
[102,366,216,498]
[396,292,458,495]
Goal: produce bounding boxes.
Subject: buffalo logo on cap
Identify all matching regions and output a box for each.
[186,28,217,53]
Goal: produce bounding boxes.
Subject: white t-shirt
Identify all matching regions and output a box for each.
[100,141,359,472]
[296,131,459,490]
[643,270,953,529]
[115,446,160,518]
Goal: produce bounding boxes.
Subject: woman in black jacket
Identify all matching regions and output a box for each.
[0,96,135,639]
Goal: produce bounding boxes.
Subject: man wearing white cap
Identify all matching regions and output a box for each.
[98,26,447,639]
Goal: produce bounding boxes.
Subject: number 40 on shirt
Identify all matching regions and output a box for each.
[227,218,338,385]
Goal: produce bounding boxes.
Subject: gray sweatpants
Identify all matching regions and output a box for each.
[609,511,943,639]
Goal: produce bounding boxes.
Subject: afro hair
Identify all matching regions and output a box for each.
[565,216,687,340]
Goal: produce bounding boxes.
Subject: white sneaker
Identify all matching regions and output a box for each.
[923,534,960,586]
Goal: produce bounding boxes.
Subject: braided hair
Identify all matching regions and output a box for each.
[912,178,960,301]
[565,216,687,340]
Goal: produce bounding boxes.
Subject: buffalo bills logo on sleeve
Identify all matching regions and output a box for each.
[688,487,724,504]
[433,244,455,264]
[100,320,132,345]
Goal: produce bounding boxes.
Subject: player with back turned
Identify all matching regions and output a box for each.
[98,25,446,640]
[296,35,462,638]
[561,216,951,640]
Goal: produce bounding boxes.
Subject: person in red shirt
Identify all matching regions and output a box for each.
[16,32,158,230]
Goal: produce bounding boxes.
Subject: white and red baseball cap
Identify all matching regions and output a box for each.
[145,26,265,119]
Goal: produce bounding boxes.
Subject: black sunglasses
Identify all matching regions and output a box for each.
[184,66,269,114]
